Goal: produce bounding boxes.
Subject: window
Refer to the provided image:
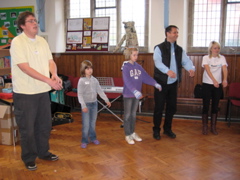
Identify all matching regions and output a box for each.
[188,0,240,53]
[69,0,91,18]
[66,0,148,52]
[121,0,146,47]
[95,0,117,46]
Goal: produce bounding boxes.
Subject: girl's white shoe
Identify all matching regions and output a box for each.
[125,135,135,144]
[131,132,142,141]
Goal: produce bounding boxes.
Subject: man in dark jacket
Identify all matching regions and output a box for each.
[153,25,195,140]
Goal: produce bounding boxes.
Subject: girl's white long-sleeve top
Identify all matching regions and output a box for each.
[77,76,109,109]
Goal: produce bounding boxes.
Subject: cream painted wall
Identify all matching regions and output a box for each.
[44,0,65,53]
[148,0,164,52]
[0,1,36,10]
[1,0,188,53]
[149,0,188,52]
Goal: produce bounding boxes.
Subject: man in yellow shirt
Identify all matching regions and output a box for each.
[10,11,62,171]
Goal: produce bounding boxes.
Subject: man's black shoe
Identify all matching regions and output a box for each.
[40,153,59,161]
[153,132,161,140]
[25,162,37,171]
[163,131,176,138]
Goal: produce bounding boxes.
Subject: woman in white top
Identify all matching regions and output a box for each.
[202,41,228,135]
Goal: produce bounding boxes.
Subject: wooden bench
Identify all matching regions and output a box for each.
[140,95,228,119]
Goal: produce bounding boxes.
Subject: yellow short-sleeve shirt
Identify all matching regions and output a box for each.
[10,32,53,94]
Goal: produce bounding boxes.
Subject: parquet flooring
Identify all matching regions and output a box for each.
[0,112,240,180]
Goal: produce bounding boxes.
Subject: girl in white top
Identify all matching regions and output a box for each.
[77,60,111,148]
[201,41,228,135]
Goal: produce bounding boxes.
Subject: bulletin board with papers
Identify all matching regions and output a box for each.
[66,17,110,52]
[0,6,34,47]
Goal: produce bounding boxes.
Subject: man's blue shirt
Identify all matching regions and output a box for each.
[153,43,195,84]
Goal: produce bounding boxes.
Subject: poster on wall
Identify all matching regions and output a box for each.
[67,32,82,44]
[66,17,110,52]
[92,31,108,43]
[0,6,34,48]
[93,18,109,30]
[67,19,83,31]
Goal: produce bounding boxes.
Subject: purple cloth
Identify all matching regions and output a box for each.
[122,61,158,98]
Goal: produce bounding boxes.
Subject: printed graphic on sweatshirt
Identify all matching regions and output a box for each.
[130,69,141,79]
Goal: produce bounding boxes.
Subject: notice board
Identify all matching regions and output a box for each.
[0,6,34,47]
[66,17,110,52]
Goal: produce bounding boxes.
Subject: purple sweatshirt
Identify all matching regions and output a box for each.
[122,61,158,98]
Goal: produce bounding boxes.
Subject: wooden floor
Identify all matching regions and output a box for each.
[0,112,240,180]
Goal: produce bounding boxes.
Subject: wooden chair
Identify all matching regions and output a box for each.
[112,77,124,116]
[65,76,80,110]
[225,82,240,127]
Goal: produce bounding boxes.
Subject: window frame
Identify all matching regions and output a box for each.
[65,0,149,52]
[187,0,240,54]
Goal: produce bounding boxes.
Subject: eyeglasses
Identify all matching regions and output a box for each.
[25,19,38,24]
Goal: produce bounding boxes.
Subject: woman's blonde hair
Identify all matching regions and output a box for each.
[80,60,92,77]
[208,41,221,58]
[123,47,139,60]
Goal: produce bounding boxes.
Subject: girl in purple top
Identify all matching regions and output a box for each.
[122,48,162,144]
